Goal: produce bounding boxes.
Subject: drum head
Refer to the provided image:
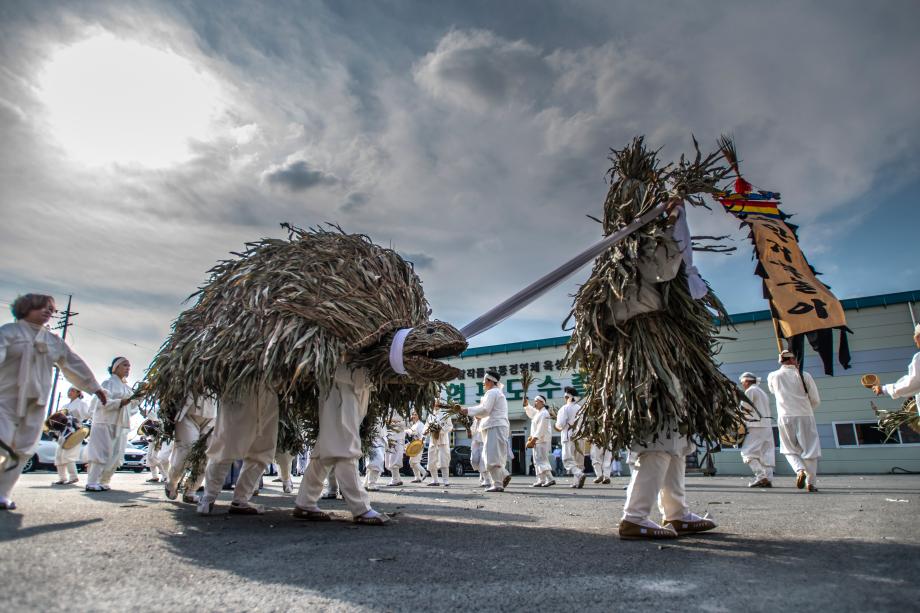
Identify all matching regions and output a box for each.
[405,440,424,457]
[62,426,89,450]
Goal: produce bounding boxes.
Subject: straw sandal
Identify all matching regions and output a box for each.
[293,506,331,521]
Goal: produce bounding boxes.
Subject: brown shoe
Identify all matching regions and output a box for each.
[618,520,678,540]
[807,484,819,492]
[502,475,512,488]
[795,470,806,489]
[663,516,717,535]
[292,506,331,521]
[748,477,771,488]
[228,502,264,515]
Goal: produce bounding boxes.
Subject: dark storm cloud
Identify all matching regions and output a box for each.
[262,160,339,192]
[340,191,369,213]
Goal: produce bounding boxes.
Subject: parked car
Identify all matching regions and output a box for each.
[21,433,146,473]
[401,444,474,477]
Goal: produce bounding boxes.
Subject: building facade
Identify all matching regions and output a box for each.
[444,290,920,476]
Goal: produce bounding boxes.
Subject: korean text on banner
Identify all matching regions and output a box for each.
[748,216,846,337]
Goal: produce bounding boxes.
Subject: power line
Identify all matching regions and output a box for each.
[71,323,159,351]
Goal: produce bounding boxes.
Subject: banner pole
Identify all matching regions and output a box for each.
[771,315,785,353]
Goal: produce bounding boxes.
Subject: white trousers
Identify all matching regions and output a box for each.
[167,414,214,493]
[561,440,584,477]
[470,439,486,473]
[590,445,613,478]
[532,441,552,479]
[0,401,45,500]
[427,442,450,481]
[778,415,821,485]
[86,424,128,486]
[408,449,424,479]
[54,440,82,480]
[202,389,279,505]
[740,427,776,480]
[385,438,404,480]
[622,450,689,523]
[482,426,510,485]
[275,451,293,482]
[297,456,370,517]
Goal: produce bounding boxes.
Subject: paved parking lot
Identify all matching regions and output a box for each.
[2,471,918,612]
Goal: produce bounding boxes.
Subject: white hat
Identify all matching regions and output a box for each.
[778,350,795,362]
[739,372,759,383]
[914,323,920,337]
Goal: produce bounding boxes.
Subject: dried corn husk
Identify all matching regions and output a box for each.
[565,137,751,451]
[144,224,466,453]
[874,398,920,440]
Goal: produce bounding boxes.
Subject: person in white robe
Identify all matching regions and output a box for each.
[146,435,169,482]
[52,387,92,485]
[524,394,554,487]
[384,413,405,486]
[0,294,104,510]
[85,357,141,492]
[738,372,775,488]
[555,387,586,489]
[292,365,388,524]
[590,444,613,484]
[460,370,510,493]
[406,412,426,483]
[618,204,717,539]
[768,350,821,492]
[197,386,279,515]
[363,419,387,491]
[165,396,217,504]
[469,416,490,487]
[874,323,920,409]
[425,406,453,487]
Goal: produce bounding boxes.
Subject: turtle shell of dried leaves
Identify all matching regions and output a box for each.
[144,224,467,454]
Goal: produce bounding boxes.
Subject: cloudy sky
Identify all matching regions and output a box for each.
[1,0,918,387]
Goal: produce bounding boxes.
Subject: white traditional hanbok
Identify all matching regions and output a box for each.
[0,321,100,506]
[467,385,510,491]
[54,396,91,484]
[768,365,821,488]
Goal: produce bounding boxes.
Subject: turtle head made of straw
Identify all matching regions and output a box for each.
[355,320,467,383]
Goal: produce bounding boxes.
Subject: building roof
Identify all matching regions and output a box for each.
[458,289,920,358]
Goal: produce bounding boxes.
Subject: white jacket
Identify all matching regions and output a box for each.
[884,351,920,407]
[61,397,91,421]
[91,376,141,429]
[555,401,582,442]
[0,321,99,418]
[525,404,552,442]
[743,384,772,427]
[466,387,509,431]
[426,410,453,445]
[767,366,820,417]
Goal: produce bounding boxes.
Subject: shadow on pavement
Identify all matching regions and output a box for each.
[0,516,103,543]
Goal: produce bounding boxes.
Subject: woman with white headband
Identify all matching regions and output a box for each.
[738,372,775,488]
[555,386,586,489]
[85,356,141,492]
[460,370,511,492]
[0,294,104,510]
[523,393,554,487]
[53,387,92,486]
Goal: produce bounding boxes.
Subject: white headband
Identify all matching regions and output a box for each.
[484,373,499,384]
[533,394,546,404]
[111,357,128,372]
[388,328,413,376]
[914,323,920,336]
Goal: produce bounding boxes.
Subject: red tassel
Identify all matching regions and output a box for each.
[734,177,753,194]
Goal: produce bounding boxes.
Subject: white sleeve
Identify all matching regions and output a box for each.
[805,373,820,409]
[524,404,537,419]
[467,390,496,418]
[885,354,920,400]
[555,407,568,431]
[766,372,778,395]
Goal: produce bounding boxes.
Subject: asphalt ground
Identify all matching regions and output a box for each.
[2,471,919,612]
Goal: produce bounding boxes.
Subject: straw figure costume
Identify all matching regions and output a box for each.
[143,225,467,522]
[565,137,751,539]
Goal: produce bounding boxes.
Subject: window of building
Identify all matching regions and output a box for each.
[833,421,919,447]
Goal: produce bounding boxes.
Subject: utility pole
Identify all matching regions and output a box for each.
[47,294,78,416]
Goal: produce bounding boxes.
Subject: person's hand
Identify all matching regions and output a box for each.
[872,384,883,396]
[94,389,108,405]
[522,396,529,407]
[665,195,684,216]
[119,398,131,408]
[459,408,469,416]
